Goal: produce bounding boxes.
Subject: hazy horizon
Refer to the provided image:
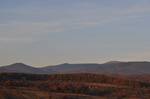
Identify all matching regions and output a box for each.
[0,0,150,66]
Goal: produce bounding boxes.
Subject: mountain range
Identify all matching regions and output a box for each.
[0,61,150,74]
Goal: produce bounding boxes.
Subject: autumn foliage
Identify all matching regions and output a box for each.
[0,73,150,99]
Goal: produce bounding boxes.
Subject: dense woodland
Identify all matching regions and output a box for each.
[0,73,150,99]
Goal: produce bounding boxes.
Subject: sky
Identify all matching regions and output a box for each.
[0,0,150,66]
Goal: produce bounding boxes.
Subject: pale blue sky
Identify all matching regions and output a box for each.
[0,0,150,66]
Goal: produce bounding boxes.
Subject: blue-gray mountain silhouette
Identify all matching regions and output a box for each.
[0,61,150,74]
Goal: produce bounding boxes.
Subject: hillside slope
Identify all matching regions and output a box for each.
[0,73,150,99]
[0,61,150,74]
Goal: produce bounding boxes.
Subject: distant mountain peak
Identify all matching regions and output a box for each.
[59,63,70,66]
[11,63,28,66]
[0,63,47,74]
[105,61,122,64]
[1,61,150,74]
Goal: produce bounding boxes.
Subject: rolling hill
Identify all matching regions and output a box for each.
[0,61,150,74]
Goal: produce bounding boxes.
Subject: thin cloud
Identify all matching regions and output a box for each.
[0,37,36,43]
[0,2,150,45]
[0,0,150,38]
[0,22,65,38]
